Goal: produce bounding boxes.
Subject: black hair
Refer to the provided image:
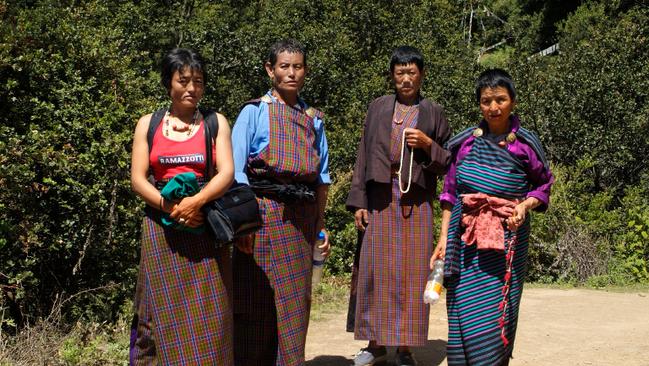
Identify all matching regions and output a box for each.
[389,46,425,73]
[267,39,307,67]
[475,68,516,104]
[160,48,207,93]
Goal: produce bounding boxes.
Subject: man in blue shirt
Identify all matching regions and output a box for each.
[230,38,331,366]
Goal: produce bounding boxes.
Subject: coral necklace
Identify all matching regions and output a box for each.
[164,109,199,137]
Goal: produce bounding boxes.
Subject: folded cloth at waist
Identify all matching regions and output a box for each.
[154,176,207,190]
[461,193,520,251]
[248,177,316,203]
[152,172,204,234]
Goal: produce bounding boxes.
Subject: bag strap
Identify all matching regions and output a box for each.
[202,109,219,179]
[146,107,217,150]
[147,108,168,153]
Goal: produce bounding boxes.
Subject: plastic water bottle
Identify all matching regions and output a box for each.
[424,259,444,304]
[312,231,326,286]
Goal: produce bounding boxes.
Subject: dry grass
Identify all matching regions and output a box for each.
[0,296,130,366]
[551,224,610,283]
[0,318,130,365]
[310,274,351,321]
[0,319,67,365]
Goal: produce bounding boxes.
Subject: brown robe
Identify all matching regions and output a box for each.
[345,95,451,345]
[346,94,451,211]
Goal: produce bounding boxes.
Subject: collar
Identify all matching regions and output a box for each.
[479,114,520,134]
[394,93,422,107]
[266,90,307,110]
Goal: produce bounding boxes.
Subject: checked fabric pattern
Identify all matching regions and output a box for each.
[233,98,322,366]
[247,102,322,182]
[130,214,233,365]
[354,108,435,346]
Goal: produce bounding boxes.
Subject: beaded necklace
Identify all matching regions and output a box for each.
[392,97,419,125]
[164,109,199,137]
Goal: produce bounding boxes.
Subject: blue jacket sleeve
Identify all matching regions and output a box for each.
[231,104,261,185]
[313,116,331,185]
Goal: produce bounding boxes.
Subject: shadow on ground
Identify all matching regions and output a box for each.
[306,355,351,366]
[412,339,447,365]
[306,339,447,366]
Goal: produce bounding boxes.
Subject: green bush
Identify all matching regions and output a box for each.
[527,162,613,283]
[0,0,647,332]
[615,183,649,281]
[529,162,649,285]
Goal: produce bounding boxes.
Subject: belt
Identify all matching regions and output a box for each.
[249,177,316,203]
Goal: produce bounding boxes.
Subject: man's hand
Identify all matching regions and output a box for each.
[404,127,433,152]
[354,209,369,231]
[318,229,331,258]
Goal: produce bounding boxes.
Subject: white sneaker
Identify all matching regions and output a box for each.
[353,346,387,366]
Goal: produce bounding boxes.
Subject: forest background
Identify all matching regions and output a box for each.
[0,0,647,361]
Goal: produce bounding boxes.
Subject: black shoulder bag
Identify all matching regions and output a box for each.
[201,112,262,246]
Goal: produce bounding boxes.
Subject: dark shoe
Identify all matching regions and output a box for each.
[395,350,417,366]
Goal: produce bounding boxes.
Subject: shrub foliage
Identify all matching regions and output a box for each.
[0,0,647,329]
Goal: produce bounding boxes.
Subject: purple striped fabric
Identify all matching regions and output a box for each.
[440,116,554,209]
[445,136,538,365]
[130,214,233,365]
[446,228,529,365]
[233,99,321,365]
[354,106,434,346]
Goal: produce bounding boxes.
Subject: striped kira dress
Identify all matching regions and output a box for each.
[445,133,533,365]
[354,101,434,347]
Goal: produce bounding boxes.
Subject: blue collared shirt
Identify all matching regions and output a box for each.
[231,91,330,185]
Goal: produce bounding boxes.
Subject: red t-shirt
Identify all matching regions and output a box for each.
[149,119,215,181]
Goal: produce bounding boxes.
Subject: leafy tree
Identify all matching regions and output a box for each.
[0,0,647,330]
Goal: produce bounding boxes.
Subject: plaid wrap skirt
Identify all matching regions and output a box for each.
[129,214,233,365]
[354,179,434,346]
[233,196,318,366]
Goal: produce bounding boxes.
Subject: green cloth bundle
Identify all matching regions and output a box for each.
[160,172,204,234]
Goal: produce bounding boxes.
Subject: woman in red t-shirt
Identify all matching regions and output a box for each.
[129,48,234,364]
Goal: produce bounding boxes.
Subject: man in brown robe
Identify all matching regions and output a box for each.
[346,45,451,366]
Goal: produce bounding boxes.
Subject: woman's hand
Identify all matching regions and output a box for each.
[177,112,233,228]
[506,204,527,231]
[505,197,540,231]
[318,229,331,258]
[169,195,205,228]
[430,236,447,269]
[354,209,369,231]
[235,234,254,254]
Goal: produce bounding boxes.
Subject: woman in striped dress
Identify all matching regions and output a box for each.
[432,69,554,365]
[347,46,451,366]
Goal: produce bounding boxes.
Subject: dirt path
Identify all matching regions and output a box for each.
[305,288,649,366]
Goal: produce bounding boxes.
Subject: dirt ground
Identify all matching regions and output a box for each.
[305,288,649,366]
